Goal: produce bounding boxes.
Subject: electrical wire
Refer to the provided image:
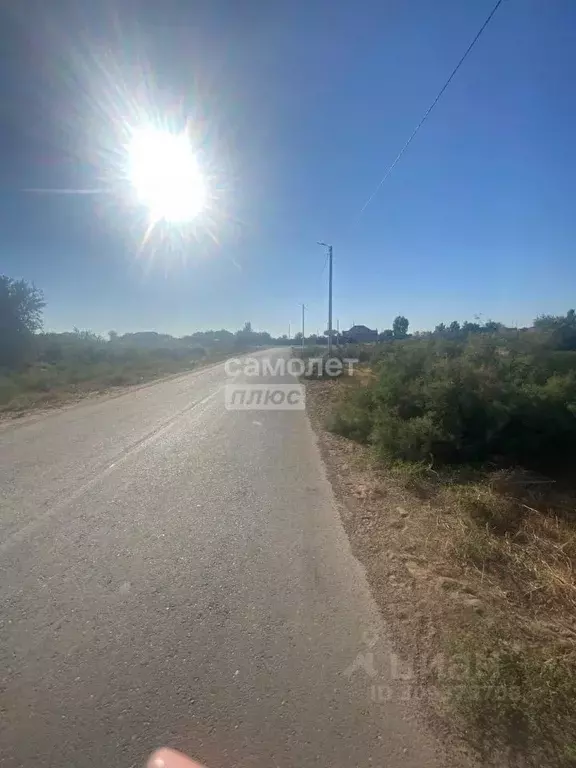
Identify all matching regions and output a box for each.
[356,0,504,218]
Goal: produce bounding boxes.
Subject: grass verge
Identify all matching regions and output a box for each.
[0,349,250,416]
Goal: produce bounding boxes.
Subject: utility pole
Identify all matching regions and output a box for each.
[288,323,291,340]
[300,304,306,353]
[317,242,333,354]
[328,245,333,354]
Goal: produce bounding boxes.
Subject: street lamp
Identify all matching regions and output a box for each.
[317,242,333,355]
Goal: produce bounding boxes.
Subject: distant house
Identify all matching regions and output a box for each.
[342,325,378,343]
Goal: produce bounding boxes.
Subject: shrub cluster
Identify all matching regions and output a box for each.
[331,335,576,466]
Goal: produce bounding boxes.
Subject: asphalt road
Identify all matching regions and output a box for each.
[0,349,444,768]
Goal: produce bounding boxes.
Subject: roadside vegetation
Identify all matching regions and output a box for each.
[0,275,285,414]
[302,312,576,767]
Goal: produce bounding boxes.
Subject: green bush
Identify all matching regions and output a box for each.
[328,386,375,441]
[331,336,576,466]
[0,376,18,405]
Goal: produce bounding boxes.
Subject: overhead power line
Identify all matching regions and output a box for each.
[357,0,504,217]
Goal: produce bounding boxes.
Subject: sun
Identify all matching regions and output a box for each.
[127,127,207,223]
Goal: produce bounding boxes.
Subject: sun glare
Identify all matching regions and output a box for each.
[127,127,207,223]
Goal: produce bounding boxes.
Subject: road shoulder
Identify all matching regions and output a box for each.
[304,378,479,768]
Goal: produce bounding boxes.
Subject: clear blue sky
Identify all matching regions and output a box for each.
[1,0,575,337]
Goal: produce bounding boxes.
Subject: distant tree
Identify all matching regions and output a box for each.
[392,315,409,339]
[253,331,272,346]
[236,322,254,340]
[483,320,502,333]
[434,323,446,336]
[534,314,562,331]
[534,310,576,350]
[462,321,482,336]
[449,320,461,335]
[108,330,119,342]
[71,328,104,342]
[379,329,394,341]
[0,276,44,335]
[186,329,234,344]
[0,276,45,367]
[534,309,576,331]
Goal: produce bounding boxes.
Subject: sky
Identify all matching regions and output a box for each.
[1,0,575,337]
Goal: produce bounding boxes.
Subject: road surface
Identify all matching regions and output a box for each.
[0,349,444,768]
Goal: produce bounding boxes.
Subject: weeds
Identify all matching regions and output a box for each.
[330,335,576,466]
[327,385,374,440]
[448,635,576,766]
[294,346,351,379]
[0,347,249,413]
[0,360,196,411]
[425,475,576,764]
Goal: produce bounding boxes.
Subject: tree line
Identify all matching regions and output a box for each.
[0,277,287,409]
[0,277,290,372]
[4,274,576,373]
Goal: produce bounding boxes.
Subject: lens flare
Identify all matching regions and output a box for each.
[19,20,235,266]
[127,127,207,223]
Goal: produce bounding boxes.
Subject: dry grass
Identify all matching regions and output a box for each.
[304,377,576,767]
[0,349,245,417]
[0,361,198,415]
[355,364,377,386]
[393,466,576,764]
[448,634,576,765]
[437,476,576,616]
